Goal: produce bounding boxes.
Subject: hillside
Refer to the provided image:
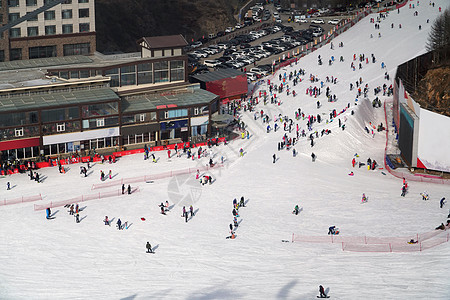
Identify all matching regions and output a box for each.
[95,0,242,53]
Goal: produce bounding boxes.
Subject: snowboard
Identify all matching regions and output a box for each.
[381,172,387,175]
[146,181,154,183]
[317,296,330,298]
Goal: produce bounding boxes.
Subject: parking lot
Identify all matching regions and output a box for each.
[187,2,360,79]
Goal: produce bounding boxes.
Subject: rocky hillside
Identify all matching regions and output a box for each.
[413,66,450,116]
[95,0,242,53]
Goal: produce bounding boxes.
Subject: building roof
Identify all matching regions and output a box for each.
[122,86,217,113]
[140,35,188,49]
[0,56,93,72]
[0,88,119,113]
[190,68,245,83]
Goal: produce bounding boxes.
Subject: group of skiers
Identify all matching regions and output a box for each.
[181,205,195,223]
[227,197,246,239]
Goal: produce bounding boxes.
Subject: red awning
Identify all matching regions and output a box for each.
[0,137,40,151]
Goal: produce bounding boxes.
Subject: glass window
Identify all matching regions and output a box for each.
[41,107,79,123]
[9,28,21,38]
[62,9,72,19]
[62,24,73,34]
[79,8,89,18]
[81,102,119,118]
[137,63,152,85]
[26,0,37,6]
[29,45,56,59]
[70,70,79,79]
[79,23,90,32]
[154,61,169,83]
[80,70,89,78]
[63,0,72,4]
[45,25,56,35]
[27,26,38,37]
[63,43,90,56]
[170,60,185,82]
[44,11,55,21]
[105,68,119,87]
[120,65,136,86]
[59,71,69,79]
[8,0,19,7]
[167,109,188,118]
[78,0,89,3]
[8,13,20,22]
[28,14,38,21]
[10,48,21,60]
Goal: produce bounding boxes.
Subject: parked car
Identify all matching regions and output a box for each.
[311,19,325,24]
[328,19,340,25]
[225,27,234,33]
[191,41,202,48]
[204,60,221,68]
[246,72,258,82]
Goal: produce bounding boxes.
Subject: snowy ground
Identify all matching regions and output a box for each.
[1,2,450,299]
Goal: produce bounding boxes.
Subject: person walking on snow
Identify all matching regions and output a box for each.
[273,154,276,163]
[117,218,122,230]
[319,285,327,298]
[190,205,195,217]
[440,197,446,208]
[104,216,110,225]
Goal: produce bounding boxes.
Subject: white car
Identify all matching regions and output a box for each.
[247,72,258,82]
[296,18,308,23]
[191,41,202,48]
[275,18,282,23]
[204,60,221,68]
[328,19,340,25]
[225,27,234,33]
[311,19,325,24]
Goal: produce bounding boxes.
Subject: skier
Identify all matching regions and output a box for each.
[75,213,80,223]
[319,285,327,298]
[122,184,125,194]
[239,148,244,157]
[127,184,131,194]
[146,242,153,253]
[104,216,110,225]
[35,173,40,183]
[293,205,299,215]
[46,207,51,219]
[109,170,112,179]
[190,205,194,217]
[182,206,186,219]
[232,208,237,217]
[75,203,79,214]
[311,153,316,162]
[328,226,336,235]
[159,203,166,215]
[440,197,446,208]
[117,218,122,230]
[7,182,10,190]
[273,154,276,163]
[361,193,367,203]
[401,185,407,197]
[69,204,74,215]
[240,196,245,207]
[421,191,429,200]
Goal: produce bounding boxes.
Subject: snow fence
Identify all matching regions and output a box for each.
[0,194,42,206]
[91,164,223,190]
[33,187,140,211]
[292,230,450,252]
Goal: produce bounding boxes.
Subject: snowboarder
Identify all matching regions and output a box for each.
[190,205,194,217]
[146,242,153,253]
[127,184,131,194]
[117,218,122,230]
[319,285,328,298]
[46,207,51,219]
[240,196,245,207]
[122,184,125,194]
[293,205,299,215]
[273,154,276,163]
[108,170,112,179]
[440,197,446,208]
[75,213,80,223]
[104,216,110,225]
[159,203,166,215]
[7,182,10,190]
[421,192,429,201]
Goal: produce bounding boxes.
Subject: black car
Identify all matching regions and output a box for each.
[217,31,225,37]
[282,26,294,33]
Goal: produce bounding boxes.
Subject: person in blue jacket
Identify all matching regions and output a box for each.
[46,207,51,219]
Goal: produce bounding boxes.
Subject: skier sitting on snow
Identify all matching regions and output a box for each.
[159,203,166,215]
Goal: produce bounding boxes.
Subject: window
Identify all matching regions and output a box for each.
[167,109,188,118]
[79,23,90,32]
[79,8,89,18]
[137,63,152,85]
[26,0,37,6]
[63,43,90,56]
[9,13,20,22]
[70,71,79,79]
[63,0,72,4]
[29,45,56,59]
[10,48,22,60]
[80,70,89,78]
[81,103,118,118]
[78,0,89,3]
[62,24,73,34]
[105,68,119,87]
[97,119,104,127]
[44,11,55,21]
[45,25,56,35]
[170,60,185,81]
[8,0,19,7]
[62,9,72,19]
[28,14,38,21]
[57,123,65,132]
[140,114,145,122]
[9,28,21,38]
[120,65,136,86]
[154,61,169,83]
[15,128,24,137]
[27,27,39,37]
